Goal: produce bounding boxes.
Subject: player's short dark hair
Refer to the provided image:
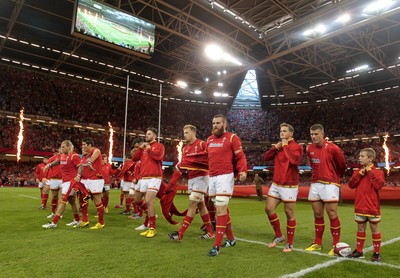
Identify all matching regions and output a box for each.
[131,137,144,148]
[147,127,158,136]
[82,137,94,146]
[310,124,324,132]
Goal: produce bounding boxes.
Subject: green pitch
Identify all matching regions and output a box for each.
[78,11,151,49]
[1,187,399,277]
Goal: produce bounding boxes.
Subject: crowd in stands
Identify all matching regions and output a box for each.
[1,65,399,186]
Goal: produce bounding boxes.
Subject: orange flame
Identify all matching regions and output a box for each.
[176,140,184,162]
[108,122,114,164]
[17,108,24,162]
[382,133,390,175]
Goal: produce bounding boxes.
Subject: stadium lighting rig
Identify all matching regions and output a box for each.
[204,44,243,66]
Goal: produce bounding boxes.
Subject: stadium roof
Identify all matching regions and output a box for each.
[1,0,400,108]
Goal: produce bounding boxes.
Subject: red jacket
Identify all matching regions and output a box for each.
[307,140,346,185]
[132,140,164,178]
[348,166,385,216]
[35,163,46,181]
[46,155,62,179]
[179,139,208,179]
[118,159,135,182]
[264,139,303,186]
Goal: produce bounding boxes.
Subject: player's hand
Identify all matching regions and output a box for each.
[275,142,282,149]
[359,168,366,176]
[239,172,247,182]
[43,164,50,172]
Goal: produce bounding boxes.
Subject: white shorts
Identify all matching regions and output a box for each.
[355,214,381,223]
[61,181,75,196]
[104,185,111,191]
[134,180,141,191]
[38,182,44,189]
[308,182,340,202]
[121,180,133,192]
[268,183,298,202]
[188,176,209,194]
[208,173,234,197]
[49,179,62,190]
[140,178,161,193]
[81,179,105,194]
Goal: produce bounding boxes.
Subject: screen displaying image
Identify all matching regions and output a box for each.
[72,0,155,58]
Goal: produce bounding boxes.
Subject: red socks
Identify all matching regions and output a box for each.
[268,213,283,238]
[372,232,381,253]
[201,214,214,235]
[330,217,341,246]
[314,217,325,245]
[287,219,296,245]
[214,214,228,248]
[178,215,193,238]
[356,231,366,252]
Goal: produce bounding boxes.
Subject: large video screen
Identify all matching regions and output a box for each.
[72,0,155,58]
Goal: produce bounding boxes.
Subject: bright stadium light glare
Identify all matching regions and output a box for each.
[363,0,395,13]
[177,80,188,88]
[194,90,202,94]
[336,13,351,23]
[205,44,223,61]
[303,24,326,36]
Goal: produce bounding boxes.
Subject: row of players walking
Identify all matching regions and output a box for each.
[37,114,384,260]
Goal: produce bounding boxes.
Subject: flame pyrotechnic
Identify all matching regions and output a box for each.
[17,108,24,162]
[382,133,390,175]
[176,140,184,162]
[108,122,114,164]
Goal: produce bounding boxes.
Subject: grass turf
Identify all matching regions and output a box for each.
[1,187,399,277]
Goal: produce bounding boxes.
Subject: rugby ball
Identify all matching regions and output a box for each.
[333,242,351,257]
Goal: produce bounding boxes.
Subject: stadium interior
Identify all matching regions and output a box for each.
[0,0,399,186]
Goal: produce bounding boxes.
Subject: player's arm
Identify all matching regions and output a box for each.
[282,144,303,166]
[366,169,385,190]
[263,145,278,161]
[332,146,347,176]
[44,156,60,171]
[132,147,143,162]
[348,170,362,189]
[87,148,100,170]
[74,164,83,182]
[232,135,247,181]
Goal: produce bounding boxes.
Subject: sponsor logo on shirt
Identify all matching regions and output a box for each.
[311,158,320,164]
[209,143,223,147]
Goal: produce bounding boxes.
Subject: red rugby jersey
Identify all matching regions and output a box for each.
[307,140,346,184]
[207,132,247,177]
[60,152,81,182]
[46,154,62,179]
[35,163,46,181]
[81,147,102,180]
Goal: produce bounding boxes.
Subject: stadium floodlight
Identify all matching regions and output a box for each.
[363,0,395,13]
[205,77,209,82]
[205,44,242,65]
[205,44,223,61]
[177,80,188,88]
[218,82,223,87]
[346,64,369,73]
[336,13,351,23]
[194,90,202,94]
[214,92,222,97]
[303,24,326,36]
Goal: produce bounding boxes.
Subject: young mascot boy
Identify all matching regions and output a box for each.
[348,148,385,262]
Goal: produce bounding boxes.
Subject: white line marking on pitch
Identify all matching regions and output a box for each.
[235,236,400,278]
[17,194,40,200]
